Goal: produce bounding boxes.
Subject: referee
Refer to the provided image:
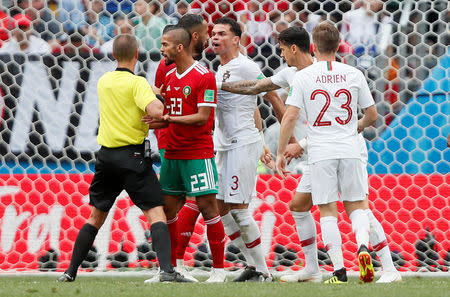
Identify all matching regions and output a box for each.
[58,34,191,283]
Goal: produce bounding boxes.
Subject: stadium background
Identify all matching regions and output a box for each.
[0,0,448,276]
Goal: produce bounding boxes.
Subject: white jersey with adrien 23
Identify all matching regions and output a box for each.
[286,60,374,164]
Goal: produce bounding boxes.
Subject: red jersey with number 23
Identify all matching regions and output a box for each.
[162,61,217,159]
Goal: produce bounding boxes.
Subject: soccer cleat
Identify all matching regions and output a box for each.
[247,272,273,282]
[57,272,75,282]
[160,271,195,283]
[175,265,199,282]
[376,271,402,283]
[144,274,161,283]
[358,244,375,283]
[232,266,258,282]
[324,267,348,284]
[280,269,322,283]
[205,268,227,283]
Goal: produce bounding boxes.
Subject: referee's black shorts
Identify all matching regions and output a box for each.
[89,143,164,212]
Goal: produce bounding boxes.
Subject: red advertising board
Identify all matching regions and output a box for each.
[0,174,448,272]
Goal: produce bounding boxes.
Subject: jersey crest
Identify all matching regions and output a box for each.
[183,86,191,98]
[222,70,231,82]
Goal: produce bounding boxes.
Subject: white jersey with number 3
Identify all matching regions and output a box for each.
[286,60,374,164]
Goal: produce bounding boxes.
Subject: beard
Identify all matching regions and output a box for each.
[164,57,174,65]
[192,41,205,60]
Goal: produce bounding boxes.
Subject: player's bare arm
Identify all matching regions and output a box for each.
[276,105,300,177]
[145,98,165,119]
[358,105,378,133]
[254,107,273,167]
[221,77,281,95]
[262,90,286,123]
[164,106,212,125]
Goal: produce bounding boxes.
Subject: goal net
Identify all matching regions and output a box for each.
[0,0,448,274]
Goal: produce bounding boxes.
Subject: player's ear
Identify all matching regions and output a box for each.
[233,35,240,46]
[134,49,138,59]
[192,31,198,41]
[291,44,297,53]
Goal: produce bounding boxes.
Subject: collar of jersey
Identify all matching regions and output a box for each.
[176,61,198,79]
[115,67,134,75]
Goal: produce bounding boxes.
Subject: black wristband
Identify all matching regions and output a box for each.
[156,94,164,103]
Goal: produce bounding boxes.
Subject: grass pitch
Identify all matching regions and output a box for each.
[0,276,448,297]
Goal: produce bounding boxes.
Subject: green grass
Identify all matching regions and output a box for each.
[0,276,448,297]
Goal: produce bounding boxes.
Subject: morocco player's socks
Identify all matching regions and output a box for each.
[205,215,225,268]
[291,211,320,273]
[320,216,344,270]
[221,212,255,267]
[231,209,269,274]
[175,201,200,262]
[365,209,396,271]
[349,209,370,249]
[166,216,178,266]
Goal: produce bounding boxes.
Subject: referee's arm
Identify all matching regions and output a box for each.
[145,99,164,119]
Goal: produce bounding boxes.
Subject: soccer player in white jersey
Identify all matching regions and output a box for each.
[221,26,401,283]
[276,21,379,284]
[212,17,276,282]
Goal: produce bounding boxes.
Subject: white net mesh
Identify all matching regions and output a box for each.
[0,0,448,274]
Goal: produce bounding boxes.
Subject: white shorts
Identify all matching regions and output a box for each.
[310,158,366,205]
[362,158,369,195]
[296,167,311,193]
[216,141,262,204]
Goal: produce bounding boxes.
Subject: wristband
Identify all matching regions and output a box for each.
[156,94,164,103]
[216,80,222,90]
[298,138,307,149]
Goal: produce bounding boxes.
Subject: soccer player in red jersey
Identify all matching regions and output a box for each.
[152,15,210,281]
[146,26,226,283]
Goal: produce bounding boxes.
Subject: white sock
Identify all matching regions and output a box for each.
[320,216,344,270]
[221,212,255,267]
[231,209,269,274]
[349,209,370,249]
[291,211,319,274]
[366,209,396,272]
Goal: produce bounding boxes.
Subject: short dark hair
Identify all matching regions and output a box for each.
[214,17,242,38]
[113,34,138,61]
[178,14,204,33]
[164,26,191,48]
[163,24,178,35]
[278,27,310,53]
[312,21,339,54]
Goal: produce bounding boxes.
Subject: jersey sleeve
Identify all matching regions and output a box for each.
[357,71,375,108]
[133,77,157,112]
[242,59,265,81]
[197,72,217,108]
[154,60,166,88]
[285,73,305,110]
[271,68,290,88]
